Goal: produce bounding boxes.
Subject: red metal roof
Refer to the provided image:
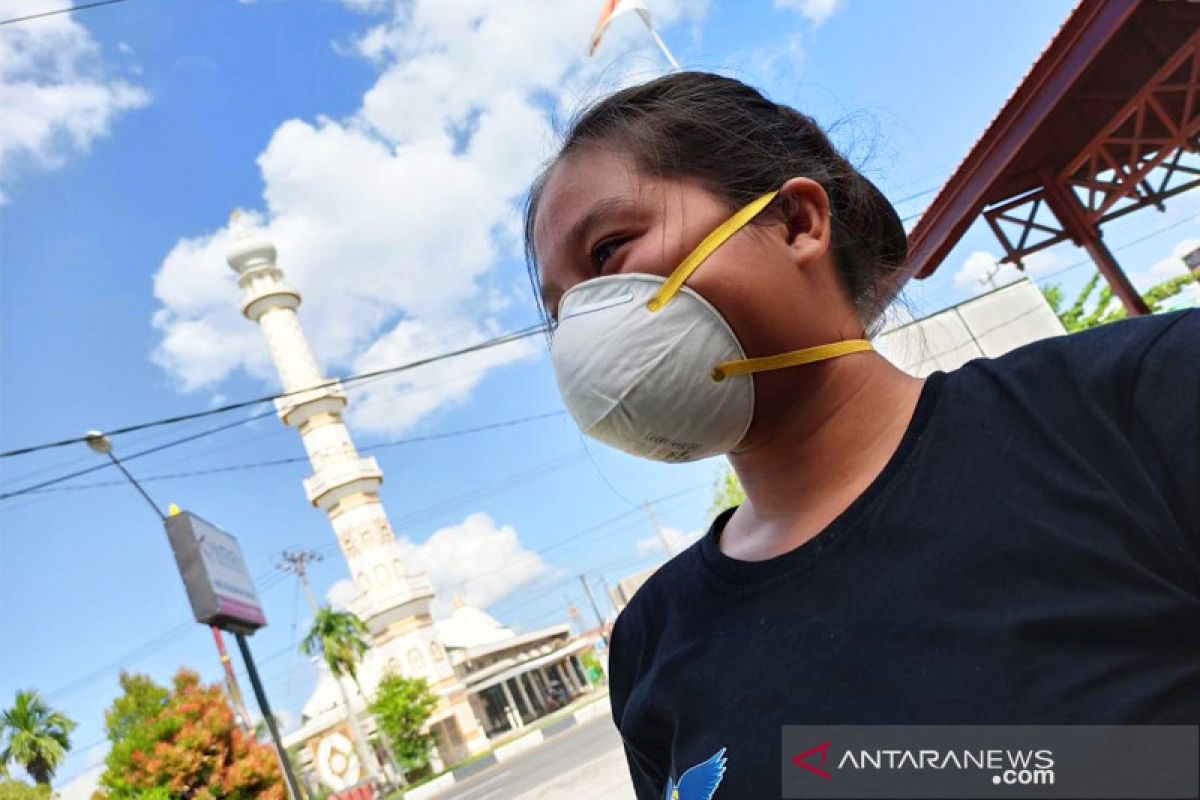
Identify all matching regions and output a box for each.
[906,0,1200,280]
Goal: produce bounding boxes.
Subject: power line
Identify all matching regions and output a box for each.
[0,360,488,496]
[910,204,1200,313]
[890,185,940,206]
[0,0,129,26]
[15,411,569,496]
[0,322,547,460]
[38,481,705,702]
[0,407,276,501]
[1034,213,1200,283]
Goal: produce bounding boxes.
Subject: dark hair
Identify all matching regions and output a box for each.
[524,71,909,327]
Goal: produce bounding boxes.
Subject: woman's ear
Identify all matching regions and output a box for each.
[778,177,832,267]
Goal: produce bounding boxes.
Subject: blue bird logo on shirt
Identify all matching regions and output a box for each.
[663,748,727,800]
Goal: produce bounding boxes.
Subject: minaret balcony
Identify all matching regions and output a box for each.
[241,285,301,322]
[304,456,384,509]
[275,383,348,428]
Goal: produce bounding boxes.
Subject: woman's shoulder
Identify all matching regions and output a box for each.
[609,534,709,667]
[947,309,1196,410]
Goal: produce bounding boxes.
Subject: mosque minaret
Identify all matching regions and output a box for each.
[225,218,491,775]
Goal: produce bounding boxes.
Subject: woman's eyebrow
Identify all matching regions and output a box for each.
[567,196,637,252]
[540,196,638,318]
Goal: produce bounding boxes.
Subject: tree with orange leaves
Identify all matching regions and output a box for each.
[97,669,283,800]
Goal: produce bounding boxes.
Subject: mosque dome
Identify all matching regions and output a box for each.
[226,234,277,275]
[224,210,277,274]
[433,599,515,650]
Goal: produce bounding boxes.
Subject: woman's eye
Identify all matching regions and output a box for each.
[590,237,630,273]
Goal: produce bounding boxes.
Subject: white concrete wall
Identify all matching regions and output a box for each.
[875,279,1066,377]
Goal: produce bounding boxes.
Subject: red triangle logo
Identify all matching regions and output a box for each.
[792,741,832,780]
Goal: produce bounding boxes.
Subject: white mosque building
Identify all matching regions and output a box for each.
[224,223,594,792]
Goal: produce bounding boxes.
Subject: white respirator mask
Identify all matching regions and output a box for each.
[550,190,874,463]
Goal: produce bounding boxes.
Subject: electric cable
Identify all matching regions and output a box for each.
[39,482,706,701]
[15,411,568,496]
[0,323,547,460]
[0,408,277,501]
[0,0,129,26]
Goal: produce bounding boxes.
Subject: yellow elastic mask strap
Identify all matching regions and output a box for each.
[711,339,874,382]
[646,190,779,313]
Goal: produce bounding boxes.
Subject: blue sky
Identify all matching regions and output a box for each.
[1,0,1197,790]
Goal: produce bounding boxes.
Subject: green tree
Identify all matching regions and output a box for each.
[368,674,438,777]
[104,673,168,746]
[301,608,371,686]
[98,669,282,800]
[1041,270,1197,333]
[0,779,50,800]
[580,652,605,684]
[300,607,384,784]
[0,690,76,786]
[710,467,746,518]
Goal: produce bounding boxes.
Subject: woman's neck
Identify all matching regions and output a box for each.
[723,354,924,561]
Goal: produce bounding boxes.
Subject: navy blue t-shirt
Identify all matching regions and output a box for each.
[608,310,1200,800]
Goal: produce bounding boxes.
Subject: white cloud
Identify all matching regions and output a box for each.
[151,0,706,433]
[1143,237,1200,284]
[774,0,845,26]
[953,249,1059,295]
[327,512,550,617]
[1170,281,1200,310]
[0,0,148,199]
[636,525,702,557]
[396,512,552,616]
[345,316,534,435]
[745,30,806,83]
[57,764,104,800]
[326,578,360,610]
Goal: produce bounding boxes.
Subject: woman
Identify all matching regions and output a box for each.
[524,71,1198,799]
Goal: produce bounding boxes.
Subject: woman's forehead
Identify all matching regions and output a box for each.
[534,150,639,248]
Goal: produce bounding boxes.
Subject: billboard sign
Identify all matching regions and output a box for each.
[165,510,267,633]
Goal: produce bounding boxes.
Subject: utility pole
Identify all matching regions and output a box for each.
[579,574,609,647]
[643,501,674,556]
[565,598,581,636]
[210,621,253,733]
[278,550,384,789]
[598,575,620,616]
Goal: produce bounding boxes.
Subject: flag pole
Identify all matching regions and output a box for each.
[637,12,680,70]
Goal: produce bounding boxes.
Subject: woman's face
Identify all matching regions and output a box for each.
[531,146,861,448]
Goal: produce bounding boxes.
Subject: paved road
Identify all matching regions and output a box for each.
[437,716,633,800]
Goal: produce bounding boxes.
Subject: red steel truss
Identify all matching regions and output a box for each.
[906,0,1200,316]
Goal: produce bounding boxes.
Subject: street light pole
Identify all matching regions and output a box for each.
[84,431,255,730]
[83,430,304,799]
[234,631,306,800]
[84,431,165,520]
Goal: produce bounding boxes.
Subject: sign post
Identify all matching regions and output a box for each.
[165,510,306,800]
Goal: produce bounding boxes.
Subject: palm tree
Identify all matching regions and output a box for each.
[0,690,76,785]
[301,607,371,684]
[301,607,385,787]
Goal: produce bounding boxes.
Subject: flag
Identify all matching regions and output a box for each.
[589,0,653,57]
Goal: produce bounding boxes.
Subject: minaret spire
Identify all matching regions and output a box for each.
[225,222,434,626]
[224,220,492,780]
